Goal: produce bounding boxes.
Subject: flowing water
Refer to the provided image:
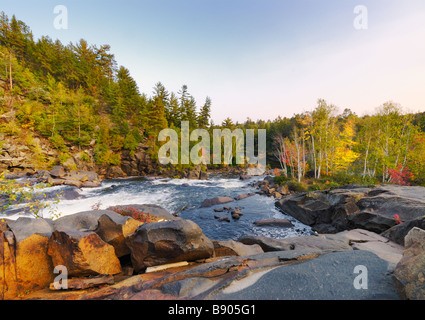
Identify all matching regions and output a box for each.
[1,174,312,241]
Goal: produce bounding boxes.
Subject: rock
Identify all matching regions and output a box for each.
[50,165,65,178]
[356,185,425,223]
[332,229,404,270]
[234,193,255,201]
[213,207,224,213]
[239,174,252,180]
[273,192,282,199]
[1,218,54,298]
[282,234,352,252]
[275,185,425,235]
[253,219,294,228]
[53,210,123,232]
[50,274,115,291]
[200,196,234,208]
[231,212,241,220]
[81,181,101,188]
[238,235,294,252]
[213,240,263,257]
[106,166,126,179]
[231,209,243,220]
[108,204,178,221]
[238,233,352,253]
[63,179,83,188]
[160,276,216,299]
[126,219,214,273]
[47,177,64,186]
[275,192,333,227]
[34,170,51,181]
[59,187,81,200]
[393,227,425,300]
[381,216,425,246]
[208,250,400,300]
[62,157,77,171]
[199,171,208,180]
[47,229,122,277]
[94,214,143,258]
[219,217,230,223]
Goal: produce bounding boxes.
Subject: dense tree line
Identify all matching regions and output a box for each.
[0,12,212,166]
[258,100,425,186]
[1,12,425,186]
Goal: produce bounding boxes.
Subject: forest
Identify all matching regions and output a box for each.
[1,12,425,187]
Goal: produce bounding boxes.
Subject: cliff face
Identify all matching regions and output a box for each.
[0,129,209,180]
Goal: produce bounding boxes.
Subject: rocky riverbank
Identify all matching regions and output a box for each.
[1,175,425,300]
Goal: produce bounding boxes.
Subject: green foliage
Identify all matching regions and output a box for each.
[286,181,307,193]
[49,133,67,151]
[274,175,291,185]
[0,172,62,219]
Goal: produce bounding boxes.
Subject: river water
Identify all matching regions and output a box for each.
[1,174,312,241]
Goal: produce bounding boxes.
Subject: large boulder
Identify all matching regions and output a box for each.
[275,192,333,227]
[94,214,143,258]
[53,210,144,258]
[382,216,425,246]
[393,227,425,300]
[126,219,214,273]
[48,229,122,277]
[1,218,54,299]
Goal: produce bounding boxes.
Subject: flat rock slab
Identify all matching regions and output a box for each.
[208,250,400,300]
[334,229,404,269]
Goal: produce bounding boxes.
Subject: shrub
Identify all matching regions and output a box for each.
[0,173,62,219]
[287,181,307,193]
[49,134,68,151]
[274,175,290,185]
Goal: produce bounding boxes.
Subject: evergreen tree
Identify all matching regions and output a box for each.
[197,96,211,129]
[144,82,168,135]
[166,91,181,127]
[178,84,197,127]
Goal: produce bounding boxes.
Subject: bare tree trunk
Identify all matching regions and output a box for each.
[363,136,371,178]
[8,52,12,91]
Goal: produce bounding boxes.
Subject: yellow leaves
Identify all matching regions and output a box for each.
[0,172,62,219]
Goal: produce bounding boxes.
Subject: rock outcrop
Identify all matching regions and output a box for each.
[275,184,425,236]
[393,227,425,300]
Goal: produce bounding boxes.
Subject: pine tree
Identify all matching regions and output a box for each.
[178,85,197,127]
[197,96,211,129]
[144,82,168,135]
[166,92,181,127]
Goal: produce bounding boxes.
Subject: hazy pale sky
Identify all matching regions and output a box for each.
[2,0,425,123]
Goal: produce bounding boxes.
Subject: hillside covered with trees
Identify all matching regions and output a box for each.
[1,12,425,187]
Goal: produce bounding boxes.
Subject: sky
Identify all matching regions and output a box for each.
[1,0,425,123]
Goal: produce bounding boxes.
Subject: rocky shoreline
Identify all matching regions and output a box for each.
[1,174,425,300]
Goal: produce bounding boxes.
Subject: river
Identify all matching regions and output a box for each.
[1,174,312,241]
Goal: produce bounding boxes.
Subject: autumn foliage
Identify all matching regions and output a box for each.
[386,165,413,186]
